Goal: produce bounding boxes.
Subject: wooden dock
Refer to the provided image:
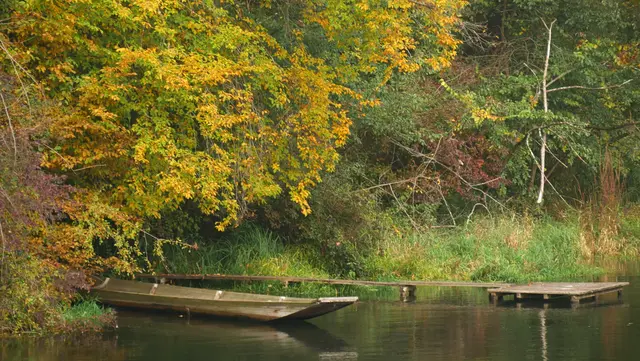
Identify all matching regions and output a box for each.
[487,282,629,304]
[135,274,630,304]
[135,273,509,302]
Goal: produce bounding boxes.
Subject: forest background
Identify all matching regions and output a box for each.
[1,0,639,335]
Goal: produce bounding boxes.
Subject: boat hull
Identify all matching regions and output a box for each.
[91,278,357,321]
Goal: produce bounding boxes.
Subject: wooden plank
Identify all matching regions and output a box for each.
[487,282,629,296]
[571,287,623,301]
[135,273,509,289]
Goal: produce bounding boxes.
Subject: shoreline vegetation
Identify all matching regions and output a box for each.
[150,210,640,302]
[0,300,115,338]
[2,0,639,337]
[2,211,639,336]
[160,214,639,291]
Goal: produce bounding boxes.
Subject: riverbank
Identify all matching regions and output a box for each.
[4,213,637,335]
[58,300,117,335]
[6,272,640,361]
[0,299,115,337]
[155,214,640,297]
[0,250,117,337]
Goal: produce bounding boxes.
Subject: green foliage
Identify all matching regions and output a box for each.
[60,299,115,334]
[457,0,640,201]
[0,253,114,336]
[2,0,640,338]
[0,253,63,335]
[362,216,603,283]
[160,224,328,278]
[158,214,625,299]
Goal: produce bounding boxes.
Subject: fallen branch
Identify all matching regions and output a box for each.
[466,203,492,226]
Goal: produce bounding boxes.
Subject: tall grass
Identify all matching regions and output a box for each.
[155,214,628,299]
[575,147,640,262]
[160,225,327,277]
[157,225,381,298]
[363,216,603,283]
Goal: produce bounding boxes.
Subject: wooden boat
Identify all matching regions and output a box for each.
[91,278,358,321]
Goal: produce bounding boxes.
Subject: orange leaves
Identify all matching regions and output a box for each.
[616,43,639,67]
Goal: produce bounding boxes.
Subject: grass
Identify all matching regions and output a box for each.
[155,225,397,299]
[160,225,329,278]
[154,213,639,298]
[365,216,604,283]
[59,299,116,334]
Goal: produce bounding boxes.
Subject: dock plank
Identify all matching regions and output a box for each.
[135,273,509,289]
[488,282,629,296]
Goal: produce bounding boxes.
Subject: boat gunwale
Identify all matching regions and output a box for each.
[92,278,358,305]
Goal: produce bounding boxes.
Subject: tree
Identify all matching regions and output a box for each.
[456,0,640,204]
[2,0,466,273]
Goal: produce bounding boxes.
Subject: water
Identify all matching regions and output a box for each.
[2,274,639,361]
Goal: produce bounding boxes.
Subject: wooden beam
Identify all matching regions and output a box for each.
[135,273,509,289]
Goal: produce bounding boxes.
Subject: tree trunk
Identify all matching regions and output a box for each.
[536,19,556,204]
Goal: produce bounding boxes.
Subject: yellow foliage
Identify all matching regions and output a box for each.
[5,0,465,273]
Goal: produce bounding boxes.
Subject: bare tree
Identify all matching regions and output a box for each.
[536,19,555,204]
[533,19,632,204]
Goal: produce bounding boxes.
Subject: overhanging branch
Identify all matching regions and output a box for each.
[547,79,632,93]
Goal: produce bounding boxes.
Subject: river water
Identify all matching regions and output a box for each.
[2,273,639,361]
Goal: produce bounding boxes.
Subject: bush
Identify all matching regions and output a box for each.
[1,253,65,334]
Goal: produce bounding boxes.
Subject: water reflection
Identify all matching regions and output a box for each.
[3,274,640,361]
[539,309,548,361]
[113,310,356,361]
[0,334,125,361]
[496,298,626,309]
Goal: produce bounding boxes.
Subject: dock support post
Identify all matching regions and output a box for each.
[571,296,580,304]
[400,285,416,302]
[489,293,503,305]
[618,290,623,301]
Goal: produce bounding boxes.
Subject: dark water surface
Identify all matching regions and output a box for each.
[3,273,640,361]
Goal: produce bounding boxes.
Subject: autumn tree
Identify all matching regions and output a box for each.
[1,0,466,274]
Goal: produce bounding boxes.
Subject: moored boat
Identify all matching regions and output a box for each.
[91,278,358,321]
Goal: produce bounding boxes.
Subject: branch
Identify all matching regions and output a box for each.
[392,141,506,211]
[408,0,435,9]
[0,219,6,283]
[355,176,431,193]
[541,141,568,169]
[588,122,640,132]
[466,203,491,227]
[389,184,423,232]
[546,69,573,88]
[436,181,456,227]
[526,132,574,208]
[526,133,542,171]
[547,79,632,93]
[71,164,106,172]
[609,131,638,144]
[0,92,17,167]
